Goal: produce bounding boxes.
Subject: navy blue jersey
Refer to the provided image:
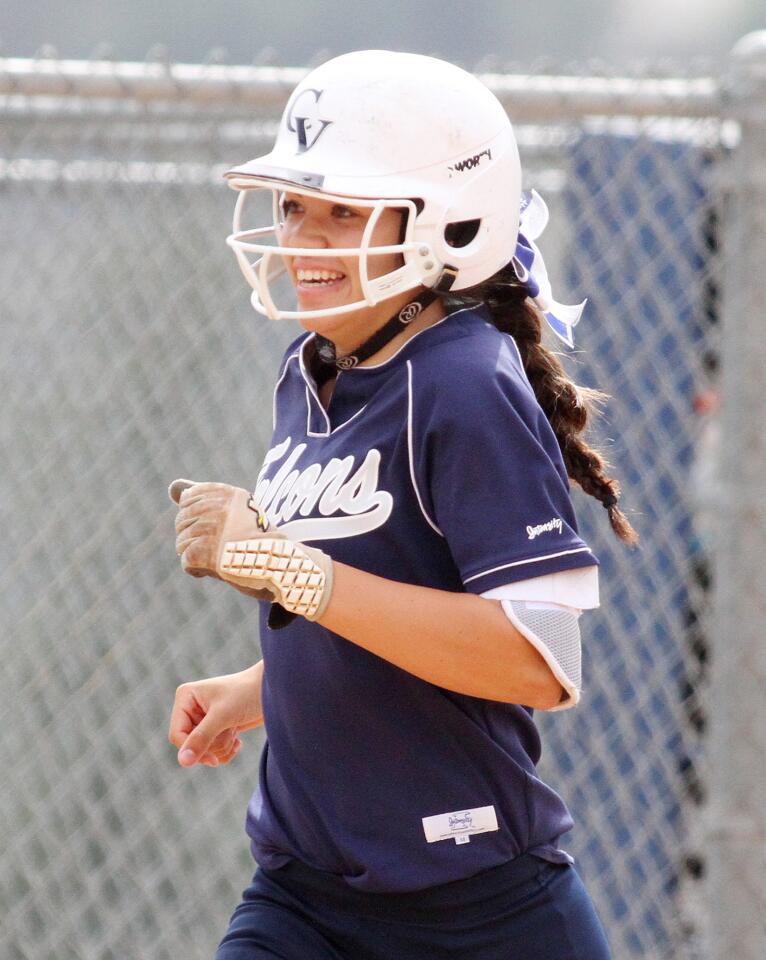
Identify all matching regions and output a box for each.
[246,305,598,893]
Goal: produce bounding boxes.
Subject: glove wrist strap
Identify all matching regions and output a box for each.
[220,537,332,622]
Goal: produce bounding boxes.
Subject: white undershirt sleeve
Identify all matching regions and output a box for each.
[481,564,599,608]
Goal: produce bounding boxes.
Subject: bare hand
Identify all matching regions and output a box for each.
[168,663,265,768]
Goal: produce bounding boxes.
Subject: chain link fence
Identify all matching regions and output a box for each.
[1,41,763,960]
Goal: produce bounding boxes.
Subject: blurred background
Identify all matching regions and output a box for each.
[1,0,765,68]
[2,4,765,960]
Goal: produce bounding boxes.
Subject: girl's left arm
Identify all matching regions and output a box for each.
[172,481,564,709]
[316,560,565,709]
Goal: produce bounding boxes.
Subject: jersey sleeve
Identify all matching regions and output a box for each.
[408,334,598,594]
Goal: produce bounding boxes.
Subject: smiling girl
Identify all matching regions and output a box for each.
[168,49,636,960]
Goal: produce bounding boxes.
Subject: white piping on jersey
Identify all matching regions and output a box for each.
[505,333,539,399]
[507,335,530,384]
[303,385,371,438]
[299,345,332,436]
[292,336,376,437]
[406,360,444,537]
[272,349,302,430]
[285,307,485,438]
[328,398,369,435]
[304,386,331,437]
[463,547,594,584]
[508,334,524,369]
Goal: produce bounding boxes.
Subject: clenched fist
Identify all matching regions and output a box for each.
[172,480,268,580]
[169,479,334,621]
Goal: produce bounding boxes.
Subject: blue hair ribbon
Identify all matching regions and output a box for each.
[512,189,587,349]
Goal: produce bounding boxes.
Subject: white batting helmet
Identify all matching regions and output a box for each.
[224,49,522,320]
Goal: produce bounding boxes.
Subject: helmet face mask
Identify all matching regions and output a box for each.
[225,50,522,320]
[228,188,436,320]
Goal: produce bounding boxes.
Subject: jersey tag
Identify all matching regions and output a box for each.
[422,805,498,845]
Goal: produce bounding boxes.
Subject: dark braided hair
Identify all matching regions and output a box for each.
[442,264,639,547]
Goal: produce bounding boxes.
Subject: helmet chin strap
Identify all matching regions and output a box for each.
[313,268,457,372]
[314,289,438,371]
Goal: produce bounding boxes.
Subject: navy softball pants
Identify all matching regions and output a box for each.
[214,852,613,959]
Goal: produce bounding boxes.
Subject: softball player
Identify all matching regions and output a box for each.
[168,50,638,960]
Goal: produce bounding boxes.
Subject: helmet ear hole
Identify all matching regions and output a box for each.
[445,219,481,248]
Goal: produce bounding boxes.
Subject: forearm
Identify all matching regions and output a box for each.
[169,481,558,707]
[248,659,266,727]
[315,561,563,708]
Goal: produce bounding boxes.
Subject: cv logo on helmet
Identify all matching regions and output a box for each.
[286,88,333,154]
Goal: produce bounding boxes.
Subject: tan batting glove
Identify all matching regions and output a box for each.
[170,479,334,622]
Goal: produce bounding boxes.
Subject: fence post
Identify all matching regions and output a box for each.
[706,30,766,960]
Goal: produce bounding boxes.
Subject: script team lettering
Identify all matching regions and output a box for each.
[254,437,393,541]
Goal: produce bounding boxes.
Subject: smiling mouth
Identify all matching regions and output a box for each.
[296,269,347,288]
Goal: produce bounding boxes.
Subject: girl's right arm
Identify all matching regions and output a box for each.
[168,660,265,768]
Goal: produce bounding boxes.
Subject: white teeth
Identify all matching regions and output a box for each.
[297,269,344,282]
